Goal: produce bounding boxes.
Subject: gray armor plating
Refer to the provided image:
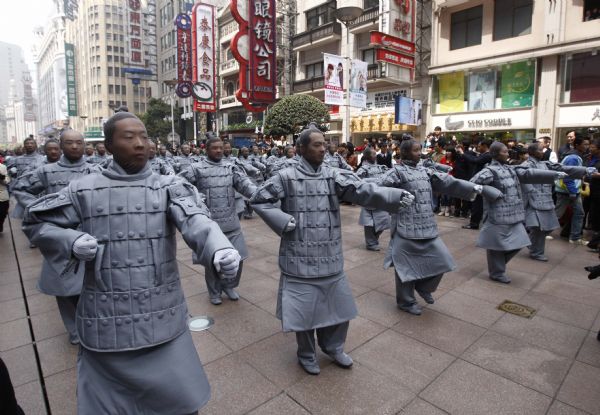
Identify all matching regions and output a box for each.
[324,152,352,170]
[6,153,44,182]
[86,154,112,167]
[239,156,266,185]
[251,157,412,278]
[471,161,559,225]
[522,158,587,211]
[148,157,175,175]
[172,155,197,173]
[270,156,300,176]
[179,158,256,232]
[356,162,390,231]
[23,165,233,352]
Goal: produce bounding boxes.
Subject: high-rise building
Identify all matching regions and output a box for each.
[4,78,38,145]
[428,0,600,149]
[0,42,30,107]
[65,0,159,141]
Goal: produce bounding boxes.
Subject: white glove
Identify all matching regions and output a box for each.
[399,191,415,208]
[468,184,483,201]
[283,217,296,232]
[8,167,17,176]
[555,172,568,180]
[72,234,98,261]
[586,167,597,176]
[213,248,241,279]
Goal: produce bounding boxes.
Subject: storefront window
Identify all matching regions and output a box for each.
[432,60,536,114]
[562,51,600,103]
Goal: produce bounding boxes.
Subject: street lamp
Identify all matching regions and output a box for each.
[335,3,363,144]
[163,79,178,148]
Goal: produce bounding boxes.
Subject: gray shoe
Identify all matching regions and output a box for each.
[69,335,80,345]
[490,275,511,284]
[398,303,422,315]
[417,291,434,304]
[298,359,320,375]
[529,254,548,262]
[210,296,222,305]
[327,352,353,368]
[223,288,239,301]
[366,245,381,251]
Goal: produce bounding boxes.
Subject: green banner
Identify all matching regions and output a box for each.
[65,43,78,116]
[501,61,534,109]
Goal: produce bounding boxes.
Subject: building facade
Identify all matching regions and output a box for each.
[428,0,600,149]
[65,0,159,141]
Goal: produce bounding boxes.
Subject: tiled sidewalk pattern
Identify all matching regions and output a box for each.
[1,206,599,414]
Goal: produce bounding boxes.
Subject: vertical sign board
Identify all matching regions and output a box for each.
[323,53,345,106]
[63,0,79,21]
[126,0,144,68]
[192,3,217,112]
[349,59,368,109]
[248,0,277,103]
[65,43,78,116]
[175,14,193,98]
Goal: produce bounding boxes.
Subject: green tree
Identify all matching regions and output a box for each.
[138,98,183,144]
[264,95,330,137]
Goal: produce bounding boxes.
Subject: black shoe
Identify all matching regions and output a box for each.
[417,291,434,304]
[366,245,381,251]
[462,224,479,230]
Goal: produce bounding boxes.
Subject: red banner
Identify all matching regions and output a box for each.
[376,48,415,69]
[370,31,415,55]
[192,3,217,112]
[248,0,276,103]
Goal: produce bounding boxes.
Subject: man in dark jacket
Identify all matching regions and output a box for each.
[460,138,492,229]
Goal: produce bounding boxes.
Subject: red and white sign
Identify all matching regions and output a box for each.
[248,0,276,103]
[323,53,345,106]
[192,3,217,112]
[370,31,415,55]
[379,0,415,43]
[376,49,415,69]
[126,0,143,66]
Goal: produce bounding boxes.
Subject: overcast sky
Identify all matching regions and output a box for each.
[0,0,58,69]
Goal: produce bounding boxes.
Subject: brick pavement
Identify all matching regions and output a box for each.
[1,205,600,415]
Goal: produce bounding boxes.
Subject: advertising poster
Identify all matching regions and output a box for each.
[438,71,465,113]
[248,0,277,103]
[468,71,496,111]
[349,59,368,108]
[395,96,422,125]
[501,60,534,108]
[324,53,344,106]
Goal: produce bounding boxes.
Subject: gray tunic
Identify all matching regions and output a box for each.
[23,161,232,414]
[6,152,45,217]
[12,156,103,296]
[522,157,588,231]
[86,154,112,167]
[471,160,559,250]
[356,161,390,232]
[324,152,353,170]
[251,157,412,331]
[148,156,175,175]
[378,163,478,282]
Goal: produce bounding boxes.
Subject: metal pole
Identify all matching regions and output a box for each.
[345,24,351,144]
[170,93,175,148]
[193,108,198,145]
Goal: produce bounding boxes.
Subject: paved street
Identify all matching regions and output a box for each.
[1,205,600,415]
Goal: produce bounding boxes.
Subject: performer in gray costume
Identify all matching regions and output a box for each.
[471,141,568,283]
[148,141,175,175]
[270,146,300,176]
[356,147,390,251]
[251,123,415,375]
[13,130,102,344]
[239,146,266,218]
[85,142,112,167]
[378,139,485,315]
[222,140,257,220]
[22,113,240,415]
[6,136,44,193]
[180,137,257,305]
[324,142,353,170]
[522,143,595,261]
[172,143,197,173]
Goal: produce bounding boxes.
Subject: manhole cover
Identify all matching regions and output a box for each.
[188,316,215,331]
[498,300,536,318]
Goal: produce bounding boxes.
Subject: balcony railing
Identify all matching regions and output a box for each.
[292,21,342,49]
[220,59,239,72]
[367,63,384,79]
[220,96,237,105]
[219,20,238,38]
[349,7,379,29]
[292,76,325,93]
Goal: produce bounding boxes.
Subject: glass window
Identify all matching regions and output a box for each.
[364,0,379,10]
[563,52,600,103]
[108,67,113,76]
[306,62,324,78]
[362,49,375,65]
[122,85,126,94]
[306,2,335,30]
[226,82,235,96]
[109,85,114,94]
[584,0,600,21]
[494,0,533,41]
[450,6,482,50]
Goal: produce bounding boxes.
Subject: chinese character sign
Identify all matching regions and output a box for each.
[324,53,344,106]
[175,13,193,98]
[65,43,78,117]
[126,0,144,67]
[248,0,276,103]
[192,3,217,112]
[380,0,415,42]
[349,59,367,109]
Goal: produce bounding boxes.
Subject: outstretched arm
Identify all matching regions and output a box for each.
[250,174,294,236]
[12,168,46,210]
[232,164,258,199]
[515,166,564,184]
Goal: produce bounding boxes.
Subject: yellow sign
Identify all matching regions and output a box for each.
[439,71,465,113]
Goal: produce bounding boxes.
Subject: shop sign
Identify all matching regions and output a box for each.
[376,49,414,69]
[364,89,408,110]
[558,105,600,126]
[175,14,193,98]
[248,0,277,103]
[538,128,551,134]
[379,0,415,43]
[431,109,533,132]
[192,3,217,112]
[65,43,78,116]
[501,60,535,109]
[370,31,415,55]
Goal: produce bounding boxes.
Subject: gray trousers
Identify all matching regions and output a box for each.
[394,272,442,306]
[528,227,549,257]
[295,321,349,364]
[364,226,383,248]
[486,249,520,279]
[205,262,243,299]
[56,295,79,343]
